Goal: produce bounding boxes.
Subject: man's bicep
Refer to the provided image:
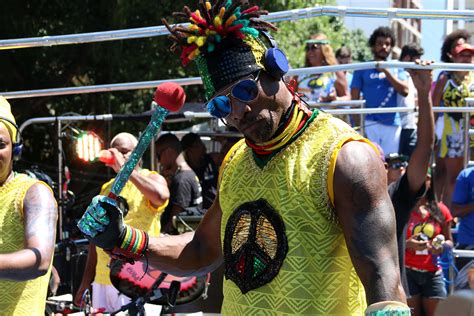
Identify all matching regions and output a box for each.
[333,142,401,303]
[23,183,58,254]
[334,141,387,201]
[334,142,395,244]
[148,172,168,188]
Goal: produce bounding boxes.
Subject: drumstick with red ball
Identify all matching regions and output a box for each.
[107,82,185,199]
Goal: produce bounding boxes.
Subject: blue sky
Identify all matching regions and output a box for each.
[337,0,446,76]
[421,0,446,63]
[337,0,446,63]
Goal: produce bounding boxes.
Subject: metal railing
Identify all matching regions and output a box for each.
[1,6,473,50]
[4,61,474,99]
[449,249,474,293]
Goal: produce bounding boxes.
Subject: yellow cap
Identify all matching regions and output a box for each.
[0,96,17,143]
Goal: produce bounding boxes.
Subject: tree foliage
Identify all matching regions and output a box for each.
[0,0,369,222]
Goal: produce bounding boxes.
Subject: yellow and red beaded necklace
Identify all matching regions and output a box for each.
[246,100,316,166]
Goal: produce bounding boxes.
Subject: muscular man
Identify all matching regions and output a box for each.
[79,2,409,315]
[0,96,58,315]
[74,132,169,313]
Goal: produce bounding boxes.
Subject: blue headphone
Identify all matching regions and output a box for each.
[0,117,23,161]
[206,32,290,119]
[260,31,289,80]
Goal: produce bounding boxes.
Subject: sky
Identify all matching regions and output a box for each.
[336,0,446,63]
[421,0,446,63]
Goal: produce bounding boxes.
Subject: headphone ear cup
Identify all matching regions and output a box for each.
[264,48,289,80]
[13,143,22,161]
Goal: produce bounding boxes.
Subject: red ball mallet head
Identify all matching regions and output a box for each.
[153,82,186,112]
[98,149,114,165]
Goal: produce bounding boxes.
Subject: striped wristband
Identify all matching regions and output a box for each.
[365,301,411,316]
[112,225,149,260]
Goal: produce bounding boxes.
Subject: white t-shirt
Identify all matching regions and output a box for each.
[397,74,417,129]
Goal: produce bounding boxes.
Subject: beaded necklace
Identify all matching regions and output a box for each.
[246,101,316,167]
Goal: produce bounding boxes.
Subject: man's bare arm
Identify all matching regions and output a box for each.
[380,68,409,96]
[148,194,223,276]
[334,71,350,101]
[406,65,435,195]
[108,147,170,207]
[452,203,474,218]
[334,141,405,305]
[350,87,361,101]
[0,183,58,281]
[130,171,170,208]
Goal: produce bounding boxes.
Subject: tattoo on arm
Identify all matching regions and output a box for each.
[25,247,42,267]
[334,142,404,304]
[23,183,58,262]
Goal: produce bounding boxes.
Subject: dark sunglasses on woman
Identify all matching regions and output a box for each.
[306,43,322,51]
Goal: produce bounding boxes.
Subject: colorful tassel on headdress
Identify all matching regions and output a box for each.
[163,0,271,66]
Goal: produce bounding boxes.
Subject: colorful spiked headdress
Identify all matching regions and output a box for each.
[163,0,278,100]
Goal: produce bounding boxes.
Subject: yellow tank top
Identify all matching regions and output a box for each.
[219,112,367,315]
[441,72,474,110]
[0,174,52,315]
[95,169,168,285]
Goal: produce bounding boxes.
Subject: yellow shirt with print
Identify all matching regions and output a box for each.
[219,112,371,315]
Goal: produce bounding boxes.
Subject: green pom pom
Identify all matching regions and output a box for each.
[242,27,259,38]
[207,42,215,52]
[240,20,250,27]
[235,7,241,18]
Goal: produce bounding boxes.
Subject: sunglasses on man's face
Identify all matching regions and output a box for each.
[206,71,261,119]
[388,161,408,169]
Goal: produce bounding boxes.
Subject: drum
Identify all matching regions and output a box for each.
[109,258,209,306]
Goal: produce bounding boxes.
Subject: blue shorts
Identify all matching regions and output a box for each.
[406,268,447,299]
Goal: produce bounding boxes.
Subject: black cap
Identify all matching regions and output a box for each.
[181,132,201,151]
[385,153,409,164]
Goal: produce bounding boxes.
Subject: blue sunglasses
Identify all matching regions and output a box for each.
[207,71,261,119]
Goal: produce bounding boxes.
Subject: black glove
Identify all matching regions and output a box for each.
[77,195,128,250]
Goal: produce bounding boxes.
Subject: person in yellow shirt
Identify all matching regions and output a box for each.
[74,132,169,313]
[0,96,58,315]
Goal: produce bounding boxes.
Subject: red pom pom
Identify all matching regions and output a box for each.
[153,82,186,112]
[99,150,114,165]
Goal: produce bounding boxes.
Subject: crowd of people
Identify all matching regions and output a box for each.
[294,25,474,316]
[2,1,474,315]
